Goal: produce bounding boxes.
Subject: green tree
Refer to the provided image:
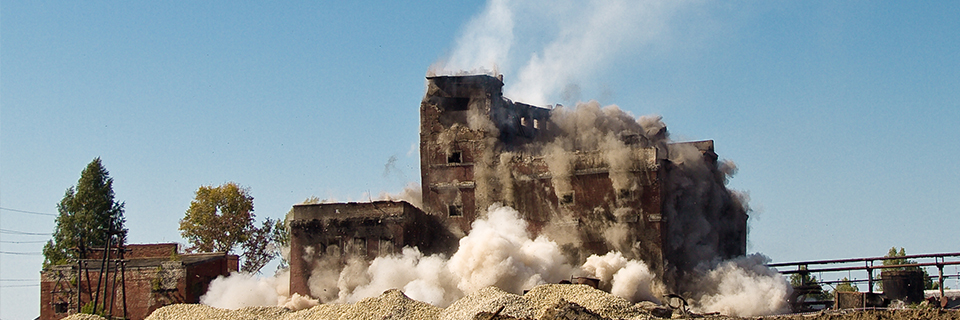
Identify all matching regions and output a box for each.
[883,247,911,270]
[180,182,255,253]
[835,277,859,293]
[43,158,127,268]
[239,217,277,273]
[880,247,936,290]
[272,217,290,270]
[180,182,290,273]
[790,266,830,300]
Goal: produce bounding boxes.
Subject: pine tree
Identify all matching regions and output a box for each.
[43,158,127,267]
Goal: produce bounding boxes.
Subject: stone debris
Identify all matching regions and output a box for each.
[61,314,108,320]
[442,286,535,320]
[538,299,604,320]
[523,284,651,320]
[141,284,665,320]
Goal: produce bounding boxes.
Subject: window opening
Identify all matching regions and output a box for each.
[521,117,528,127]
[533,119,540,129]
[448,151,462,164]
[448,204,463,217]
[559,193,575,205]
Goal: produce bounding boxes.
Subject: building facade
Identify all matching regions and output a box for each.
[288,201,454,297]
[40,243,238,320]
[289,74,748,295]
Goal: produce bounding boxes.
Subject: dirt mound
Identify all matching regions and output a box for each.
[140,285,960,320]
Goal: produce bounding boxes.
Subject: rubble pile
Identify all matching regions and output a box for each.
[137,284,664,320]
[60,288,960,320]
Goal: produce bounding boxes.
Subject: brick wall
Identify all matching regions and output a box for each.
[39,249,237,320]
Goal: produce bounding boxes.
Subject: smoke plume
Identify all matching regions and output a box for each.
[431,0,693,105]
[690,254,792,317]
[201,270,318,311]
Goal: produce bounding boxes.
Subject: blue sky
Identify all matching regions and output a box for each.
[2,1,958,318]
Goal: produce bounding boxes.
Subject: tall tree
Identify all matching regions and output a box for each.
[179,182,255,253]
[43,158,127,267]
[239,217,276,273]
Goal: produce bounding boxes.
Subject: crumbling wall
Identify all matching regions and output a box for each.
[418,74,747,290]
[287,201,454,297]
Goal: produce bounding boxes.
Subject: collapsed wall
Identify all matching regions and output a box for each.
[418,74,747,290]
[288,201,454,297]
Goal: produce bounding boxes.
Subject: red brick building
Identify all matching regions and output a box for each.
[289,74,748,295]
[418,75,747,286]
[288,201,454,297]
[40,243,238,320]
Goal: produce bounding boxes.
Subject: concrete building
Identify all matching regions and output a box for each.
[39,243,237,320]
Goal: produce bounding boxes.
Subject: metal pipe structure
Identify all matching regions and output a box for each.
[768,252,960,267]
[769,252,960,308]
[777,261,960,274]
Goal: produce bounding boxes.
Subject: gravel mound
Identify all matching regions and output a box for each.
[61,314,107,320]
[523,284,649,319]
[143,285,661,320]
[278,288,442,320]
[441,286,534,320]
[144,304,292,320]
[341,288,442,319]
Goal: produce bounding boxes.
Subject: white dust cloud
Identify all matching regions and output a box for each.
[691,254,792,317]
[201,204,789,316]
[431,0,693,106]
[201,270,318,311]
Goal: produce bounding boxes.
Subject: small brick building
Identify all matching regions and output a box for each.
[40,243,238,320]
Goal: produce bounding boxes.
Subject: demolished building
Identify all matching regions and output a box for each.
[290,74,747,297]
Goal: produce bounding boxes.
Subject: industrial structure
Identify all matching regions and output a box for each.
[289,74,748,297]
[39,243,237,320]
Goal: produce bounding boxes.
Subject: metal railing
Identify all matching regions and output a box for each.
[768,252,960,310]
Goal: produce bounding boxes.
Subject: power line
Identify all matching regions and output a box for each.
[0,228,50,236]
[0,240,48,244]
[0,279,38,282]
[0,284,39,288]
[0,207,56,217]
[0,251,42,255]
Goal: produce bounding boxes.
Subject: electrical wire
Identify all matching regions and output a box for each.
[0,228,49,236]
[0,284,39,288]
[0,240,48,244]
[0,251,43,255]
[0,207,56,217]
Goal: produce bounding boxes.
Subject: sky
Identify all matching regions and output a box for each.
[2,1,959,319]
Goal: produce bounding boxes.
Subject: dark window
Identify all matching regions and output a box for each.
[448,151,462,164]
[54,302,69,313]
[448,204,463,217]
[441,97,471,111]
[559,193,574,205]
